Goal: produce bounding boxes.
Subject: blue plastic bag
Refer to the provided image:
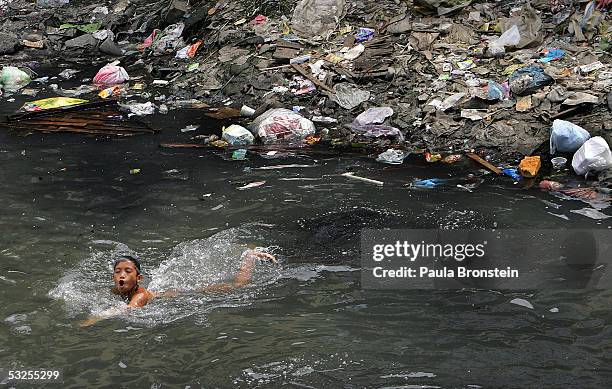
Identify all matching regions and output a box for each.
[550,119,591,155]
[509,66,554,96]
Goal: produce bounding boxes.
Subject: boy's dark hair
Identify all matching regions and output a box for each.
[113,255,142,274]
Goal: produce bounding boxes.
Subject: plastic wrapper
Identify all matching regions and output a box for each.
[572,136,612,176]
[249,109,316,144]
[550,119,591,154]
[0,66,31,92]
[509,66,553,96]
[93,63,129,87]
[222,125,255,146]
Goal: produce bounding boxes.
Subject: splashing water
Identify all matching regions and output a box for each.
[48,228,283,326]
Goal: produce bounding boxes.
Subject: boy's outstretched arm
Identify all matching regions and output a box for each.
[199,250,276,293]
[78,306,128,327]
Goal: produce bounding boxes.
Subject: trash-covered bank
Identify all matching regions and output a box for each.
[1,0,611,196]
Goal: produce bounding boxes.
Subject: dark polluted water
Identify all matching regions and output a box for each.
[0,104,611,388]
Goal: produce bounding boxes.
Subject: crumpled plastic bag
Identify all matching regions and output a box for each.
[550,119,591,154]
[488,25,521,56]
[291,0,345,38]
[376,149,406,164]
[154,23,185,54]
[249,108,316,144]
[572,136,612,176]
[0,66,31,92]
[509,66,554,96]
[93,62,129,87]
[347,123,404,142]
[332,83,370,110]
[222,124,255,146]
[354,107,394,125]
[121,101,155,116]
[500,3,542,49]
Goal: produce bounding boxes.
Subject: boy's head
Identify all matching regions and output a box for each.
[112,255,142,294]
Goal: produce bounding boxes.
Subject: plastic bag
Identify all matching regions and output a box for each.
[488,25,521,56]
[0,66,31,92]
[376,149,405,164]
[22,97,88,111]
[93,63,129,87]
[249,108,316,144]
[222,125,254,146]
[509,66,553,96]
[291,0,345,38]
[571,136,612,176]
[354,107,394,125]
[332,83,370,110]
[550,119,590,154]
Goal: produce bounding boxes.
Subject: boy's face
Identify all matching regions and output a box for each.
[113,260,142,294]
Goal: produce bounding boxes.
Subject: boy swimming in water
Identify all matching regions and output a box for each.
[80,250,275,327]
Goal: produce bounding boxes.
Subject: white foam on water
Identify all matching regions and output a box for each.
[48,228,284,326]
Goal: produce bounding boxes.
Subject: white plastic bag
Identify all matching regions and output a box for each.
[222,124,254,146]
[571,136,612,176]
[355,107,394,125]
[488,25,520,56]
[93,62,129,87]
[0,66,31,92]
[550,119,591,154]
[249,108,316,144]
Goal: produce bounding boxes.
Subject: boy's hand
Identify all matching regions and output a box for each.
[78,317,100,327]
[244,250,277,263]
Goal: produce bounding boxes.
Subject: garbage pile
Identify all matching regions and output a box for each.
[0,0,611,190]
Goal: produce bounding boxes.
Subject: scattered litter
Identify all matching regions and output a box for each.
[0,66,31,92]
[376,149,405,164]
[572,137,612,176]
[232,149,247,160]
[121,101,155,116]
[510,298,534,309]
[343,44,365,61]
[518,156,541,178]
[249,108,316,144]
[354,107,394,125]
[509,66,553,96]
[332,83,371,110]
[237,181,266,190]
[355,27,375,42]
[176,40,203,59]
[341,172,383,186]
[222,124,254,146]
[93,62,129,87]
[22,97,88,111]
[570,208,611,220]
[180,125,199,133]
[550,120,590,154]
[412,178,447,188]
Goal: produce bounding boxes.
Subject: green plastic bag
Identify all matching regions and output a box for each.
[0,66,31,92]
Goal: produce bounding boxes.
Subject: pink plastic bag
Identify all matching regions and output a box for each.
[93,63,129,87]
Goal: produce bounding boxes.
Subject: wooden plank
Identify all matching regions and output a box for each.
[291,63,334,93]
[467,153,502,174]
